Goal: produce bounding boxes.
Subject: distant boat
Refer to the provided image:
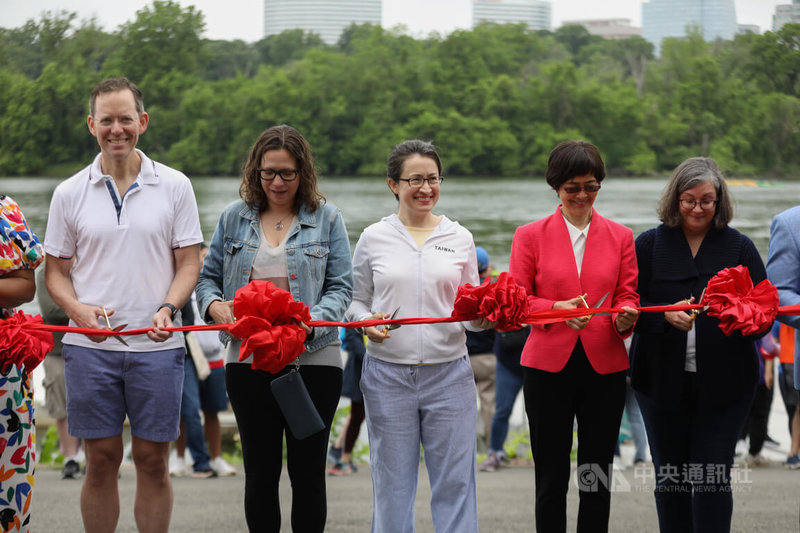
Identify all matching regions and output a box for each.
[725,179,777,187]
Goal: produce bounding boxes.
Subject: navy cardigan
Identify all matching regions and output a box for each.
[630,224,766,407]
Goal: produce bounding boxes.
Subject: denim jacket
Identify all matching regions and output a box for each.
[196,199,353,353]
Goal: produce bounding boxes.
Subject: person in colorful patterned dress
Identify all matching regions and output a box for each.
[0,194,44,531]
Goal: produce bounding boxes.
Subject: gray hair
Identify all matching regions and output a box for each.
[657,157,733,229]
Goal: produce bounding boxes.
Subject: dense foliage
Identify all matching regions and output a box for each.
[1,1,799,177]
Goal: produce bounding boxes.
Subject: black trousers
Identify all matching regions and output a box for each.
[637,372,755,533]
[744,381,773,456]
[226,364,342,533]
[523,341,626,533]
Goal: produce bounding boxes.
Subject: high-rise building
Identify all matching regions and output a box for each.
[473,0,551,31]
[263,0,382,45]
[642,0,737,55]
[773,1,800,32]
[560,19,642,40]
[736,24,759,35]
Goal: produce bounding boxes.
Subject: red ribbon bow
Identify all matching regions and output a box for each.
[0,311,54,372]
[704,265,779,336]
[451,272,530,331]
[229,280,311,373]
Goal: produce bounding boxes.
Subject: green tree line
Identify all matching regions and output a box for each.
[1,0,799,177]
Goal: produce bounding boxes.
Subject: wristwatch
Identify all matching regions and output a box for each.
[157,303,177,320]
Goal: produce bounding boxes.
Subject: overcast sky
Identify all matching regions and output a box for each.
[0,0,785,41]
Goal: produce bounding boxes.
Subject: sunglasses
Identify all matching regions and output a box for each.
[562,183,601,194]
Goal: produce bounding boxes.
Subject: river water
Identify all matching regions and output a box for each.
[5,175,799,274]
[4,175,799,407]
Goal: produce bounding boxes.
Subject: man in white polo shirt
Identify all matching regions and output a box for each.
[44,77,202,532]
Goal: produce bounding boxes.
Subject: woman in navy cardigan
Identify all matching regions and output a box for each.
[630,157,767,533]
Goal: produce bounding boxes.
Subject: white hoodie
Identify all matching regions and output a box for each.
[347,214,480,364]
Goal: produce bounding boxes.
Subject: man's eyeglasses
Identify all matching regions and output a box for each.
[397,176,444,188]
[562,183,601,194]
[257,168,298,182]
[679,198,717,210]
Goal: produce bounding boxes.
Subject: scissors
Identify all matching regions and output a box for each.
[384,307,402,331]
[102,307,129,347]
[578,292,610,317]
[688,288,706,321]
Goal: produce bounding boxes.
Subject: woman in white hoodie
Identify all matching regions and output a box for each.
[347,140,492,533]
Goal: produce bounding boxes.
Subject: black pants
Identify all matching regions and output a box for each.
[744,382,773,455]
[523,341,626,533]
[636,372,755,533]
[343,400,365,454]
[226,364,342,533]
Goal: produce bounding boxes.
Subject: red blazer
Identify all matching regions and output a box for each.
[509,207,639,374]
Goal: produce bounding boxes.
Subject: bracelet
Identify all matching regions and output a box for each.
[157,303,177,320]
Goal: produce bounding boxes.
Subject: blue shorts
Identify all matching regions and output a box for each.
[62,344,185,442]
[198,366,228,413]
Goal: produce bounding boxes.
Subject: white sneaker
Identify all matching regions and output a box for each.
[613,455,626,472]
[745,453,770,467]
[169,454,187,477]
[121,442,134,466]
[210,456,236,476]
[735,438,748,457]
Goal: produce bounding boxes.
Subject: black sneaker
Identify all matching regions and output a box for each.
[765,435,781,449]
[190,467,218,479]
[62,459,82,480]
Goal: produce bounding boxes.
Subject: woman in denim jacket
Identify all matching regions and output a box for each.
[196,125,352,532]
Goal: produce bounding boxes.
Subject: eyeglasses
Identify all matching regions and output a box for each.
[257,168,298,182]
[561,183,601,194]
[397,176,444,188]
[679,198,717,210]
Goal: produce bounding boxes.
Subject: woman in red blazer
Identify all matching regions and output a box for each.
[509,141,639,532]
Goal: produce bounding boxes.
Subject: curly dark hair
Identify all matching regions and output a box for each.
[240,124,324,212]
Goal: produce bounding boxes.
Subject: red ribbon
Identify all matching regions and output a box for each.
[6,265,782,373]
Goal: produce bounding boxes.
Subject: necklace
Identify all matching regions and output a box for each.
[265,211,291,231]
[273,213,293,231]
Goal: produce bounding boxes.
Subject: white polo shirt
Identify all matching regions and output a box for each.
[44,150,203,352]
